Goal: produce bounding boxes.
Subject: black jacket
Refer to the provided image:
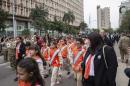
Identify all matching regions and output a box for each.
[124,68,130,86]
[82,45,118,86]
[16,42,25,59]
[104,36,113,47]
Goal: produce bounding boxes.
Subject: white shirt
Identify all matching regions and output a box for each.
[85,54,95,76]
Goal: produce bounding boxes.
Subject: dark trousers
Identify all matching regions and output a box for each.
[83,76,95,86]
[16,57,23,67]
[3,49,8,61]
[129,80,130,86]
[124,68,130,86]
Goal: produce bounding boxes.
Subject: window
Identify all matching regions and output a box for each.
[17,26,22,31]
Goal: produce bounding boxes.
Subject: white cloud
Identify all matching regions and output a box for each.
[84,0,123,28]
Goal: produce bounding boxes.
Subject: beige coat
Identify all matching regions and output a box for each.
[118,36,130,54]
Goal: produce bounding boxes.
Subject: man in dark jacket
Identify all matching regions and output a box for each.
[99,29,113,47]
[15,36,25,66]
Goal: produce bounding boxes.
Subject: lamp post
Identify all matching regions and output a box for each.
[13,0,16,38]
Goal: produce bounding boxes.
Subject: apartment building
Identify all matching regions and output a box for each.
[0,0,84,35]
[97,5,111,29]
[119,0,130,26]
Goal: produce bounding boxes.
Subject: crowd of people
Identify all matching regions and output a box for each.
[0,30,130,86]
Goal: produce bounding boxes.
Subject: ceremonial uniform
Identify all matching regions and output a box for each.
[59,45,69,70]
[7,40,16,69]
[18,80,39,86]
[49,48,62,86]
[3,42,8,61]
[72,48,85,86]
[41,47,50,61]
[41,46,50,76]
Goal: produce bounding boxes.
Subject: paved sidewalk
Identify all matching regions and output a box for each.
[115,43,129,86]
[116,60,129,86]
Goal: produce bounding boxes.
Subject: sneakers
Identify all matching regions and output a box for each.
[67,71,70,75]
[67,72,72,78]
[56,81,60,84]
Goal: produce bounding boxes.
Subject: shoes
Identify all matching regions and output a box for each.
[67,71,70,75]
[67,72,72,78]
[56,81,60,84]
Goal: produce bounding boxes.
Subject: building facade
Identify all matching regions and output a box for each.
[0,0,84,35]
[97,5,111,29]
[119,0,130,26]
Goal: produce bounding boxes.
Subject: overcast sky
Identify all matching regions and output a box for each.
[84,0,124,28]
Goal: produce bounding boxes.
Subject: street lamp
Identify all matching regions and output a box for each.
[13,0,16,38]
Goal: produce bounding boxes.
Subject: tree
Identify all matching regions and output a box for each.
[63,11,75,24]
[103,28,114,33]
[69,25,79,35]
[21,28,31,37]
[30,5,49,34]
[63,11,75,34]
[52,16,64,32]
[79,22,88,31]
[119,10,130,32]
[0,8,9,33]
[92,28,99,32]
[47,16,65,37]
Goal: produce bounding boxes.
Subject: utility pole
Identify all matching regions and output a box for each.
[13,0,16,38]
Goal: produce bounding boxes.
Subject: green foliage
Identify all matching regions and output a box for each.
[119,10,130,32]
[0,8,9,32]
[53,21,64,32]
[63,11,75,24]
[79,22,88,31]
[116,28,122,33]
[92,29,99,32]
[62,11,76,34]
[30,5,49,31]
[69,26,79,35]
[46,21,79,35]
[21,29,31,36]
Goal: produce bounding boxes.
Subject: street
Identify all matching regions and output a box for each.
[0,62,16,86]
[0,43,129,86]
[0,61,76,86]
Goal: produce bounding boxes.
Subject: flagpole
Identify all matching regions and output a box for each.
[13,0,16,38]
